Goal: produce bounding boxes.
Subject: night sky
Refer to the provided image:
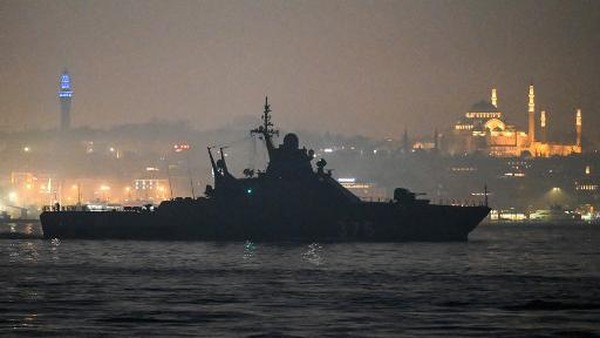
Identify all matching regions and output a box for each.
[1,0,598,140]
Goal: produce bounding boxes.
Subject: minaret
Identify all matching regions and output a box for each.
[576,108,582,147]
[58,69,73,130]
[491,88,498,108]
[540,110,547,143]
[528,84,535,145]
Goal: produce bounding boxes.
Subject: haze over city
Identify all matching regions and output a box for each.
[1,0,598,139]
[2,3,600,336]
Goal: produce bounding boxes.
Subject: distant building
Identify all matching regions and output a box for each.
[58,69,73,130]
[447,84,582,157]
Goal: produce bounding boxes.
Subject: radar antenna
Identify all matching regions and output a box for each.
[251,96,279,158]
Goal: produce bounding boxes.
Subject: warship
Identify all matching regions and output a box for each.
[41,99,490,241]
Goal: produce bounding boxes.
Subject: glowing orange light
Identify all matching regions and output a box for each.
[174,144,191,153]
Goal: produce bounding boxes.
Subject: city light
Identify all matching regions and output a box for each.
[59,71,73,98]
[174,144,191,152]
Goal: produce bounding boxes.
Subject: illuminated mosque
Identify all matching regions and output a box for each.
[448,84,582,157]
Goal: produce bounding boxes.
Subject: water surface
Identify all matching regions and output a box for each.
[1,224,599,337]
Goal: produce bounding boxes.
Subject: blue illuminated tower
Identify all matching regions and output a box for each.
[58,69,73,130]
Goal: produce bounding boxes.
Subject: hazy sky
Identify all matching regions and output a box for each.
[1,0,598,139]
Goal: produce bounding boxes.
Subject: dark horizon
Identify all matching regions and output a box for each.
[1,0,598,140]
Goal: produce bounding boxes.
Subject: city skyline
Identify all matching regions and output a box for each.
[1,0,598,139]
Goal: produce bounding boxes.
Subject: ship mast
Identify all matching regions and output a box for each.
[251,97,279,159]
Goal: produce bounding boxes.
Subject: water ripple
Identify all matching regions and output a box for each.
[0,224,599,336]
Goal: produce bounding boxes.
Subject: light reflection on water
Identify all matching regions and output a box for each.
[50,238,61,261]
[301,242,324,266]
[8,241,41,264]
[243,240,257,261]
[11,312,39,331]
[0,222,42,239]
[22,224,34,235]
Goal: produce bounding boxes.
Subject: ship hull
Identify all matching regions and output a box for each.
[40,203,490,242]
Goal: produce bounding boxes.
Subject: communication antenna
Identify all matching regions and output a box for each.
[250,97,279,157]
[484,184,489,207]
[165,160,174,200]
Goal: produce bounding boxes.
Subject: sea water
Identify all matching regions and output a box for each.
[1,224,599,337]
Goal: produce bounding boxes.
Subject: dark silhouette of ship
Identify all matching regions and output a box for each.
[41,98,490,241]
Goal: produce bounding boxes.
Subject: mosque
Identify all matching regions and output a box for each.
[447,84,582,157]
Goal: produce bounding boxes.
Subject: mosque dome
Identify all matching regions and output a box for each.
[470,100,499,112]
